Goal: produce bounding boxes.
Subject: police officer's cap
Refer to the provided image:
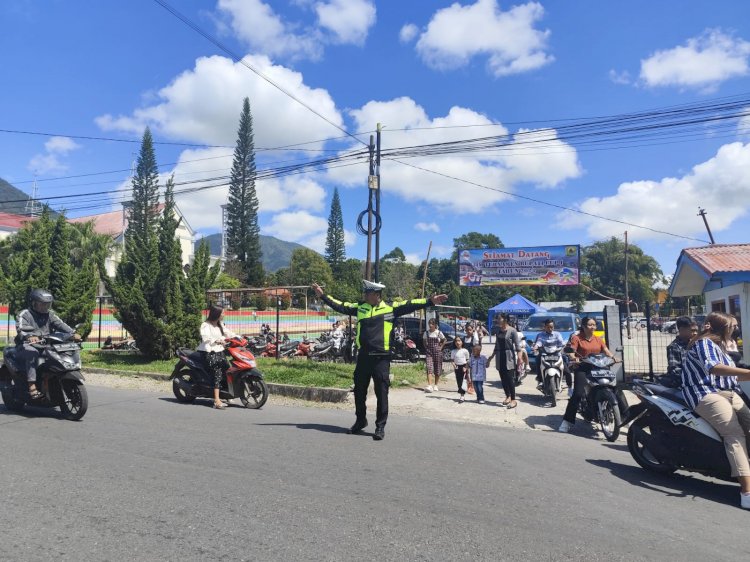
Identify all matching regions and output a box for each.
[362,280,386,293]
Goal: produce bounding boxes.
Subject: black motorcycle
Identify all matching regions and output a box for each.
[623,378,731,479]
[573,353,625,442]
[0,331,88,421]
[391,333,419,363]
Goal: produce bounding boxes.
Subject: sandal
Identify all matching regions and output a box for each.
[28,389,44,400]
[508,400,518,409]
[213,402,227,410]
[502,398,511,406]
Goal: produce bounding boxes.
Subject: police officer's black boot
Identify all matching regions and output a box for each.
[373,426,385,441]
[347,419,368,434]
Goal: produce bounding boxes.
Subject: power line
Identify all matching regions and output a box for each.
[151,0,367,148]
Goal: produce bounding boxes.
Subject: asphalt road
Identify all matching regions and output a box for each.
[1,385,749,562]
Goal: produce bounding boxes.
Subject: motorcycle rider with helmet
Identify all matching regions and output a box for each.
[15,289,80,399]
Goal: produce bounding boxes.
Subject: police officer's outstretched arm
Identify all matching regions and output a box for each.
[392,293,449,317]
[311,283,359,315]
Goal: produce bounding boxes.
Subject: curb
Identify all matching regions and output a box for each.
[82,367,351,403]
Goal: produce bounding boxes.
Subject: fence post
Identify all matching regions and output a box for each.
[98,296,103,349]
[645,302,654,380]
[275,296,281,360]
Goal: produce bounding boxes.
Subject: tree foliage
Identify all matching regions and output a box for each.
[324,187,346,274]
[103,133,220,359]
[225,97,263,286]
[0,210,103,337]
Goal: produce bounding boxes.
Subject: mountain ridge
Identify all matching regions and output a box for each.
[195,233,311,272]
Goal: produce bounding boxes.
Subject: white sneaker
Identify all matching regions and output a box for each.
[425,385,433,393]
[433,385,439,392]
[558,420,572,433]
[478,400,485,404]
[741,492,750,510]
[459,395,464,403]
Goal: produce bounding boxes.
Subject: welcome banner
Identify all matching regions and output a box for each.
[458,245,580,287]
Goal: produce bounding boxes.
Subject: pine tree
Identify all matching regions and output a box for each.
[225,97,263,286]
[324,188,346,274]
[49,214,74,318]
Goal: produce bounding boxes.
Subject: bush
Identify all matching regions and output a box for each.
[280,293,291,310]
[255,292,268,311]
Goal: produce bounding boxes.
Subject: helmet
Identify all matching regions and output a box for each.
[362,280,386,293]
[30,289,54,305]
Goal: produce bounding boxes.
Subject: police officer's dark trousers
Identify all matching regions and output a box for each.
[353,352,390,429]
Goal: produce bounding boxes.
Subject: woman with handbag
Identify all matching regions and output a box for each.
[487,313,522,408]
[451,336,471,403]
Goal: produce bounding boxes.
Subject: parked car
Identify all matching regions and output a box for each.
[522,312,580,370]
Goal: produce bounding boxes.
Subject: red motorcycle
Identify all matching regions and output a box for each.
[170,336,268,409]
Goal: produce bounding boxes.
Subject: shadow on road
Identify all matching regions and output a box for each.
[255,422,350,434]
[0,404,63,423]
[586,458,738,508]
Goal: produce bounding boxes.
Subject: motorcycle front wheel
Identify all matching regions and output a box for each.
[407,348,420,363]
[59,380,88,421]
[240,377,268,409]
[627,416,677,475]
[596,391,622,442]
[546,377,557,408]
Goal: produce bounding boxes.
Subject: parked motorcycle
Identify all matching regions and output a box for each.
[572,353,625,442]
[171,336,268,409]
[536,344,564,407]
[624,378,731,480]
[391,333,419,363]
[0,330,88,420]
[102,336,138,351]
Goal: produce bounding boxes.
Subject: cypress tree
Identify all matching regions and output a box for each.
[324,188,346,274]
[225,97,263,286]
[49,214,74,318]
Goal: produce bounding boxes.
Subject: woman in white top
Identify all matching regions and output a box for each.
[198,305,237,409]
[451,337,471,402]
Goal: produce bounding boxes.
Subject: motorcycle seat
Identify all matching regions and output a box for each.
[647,383,689,408]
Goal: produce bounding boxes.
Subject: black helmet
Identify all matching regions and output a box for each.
[30,289,54,304]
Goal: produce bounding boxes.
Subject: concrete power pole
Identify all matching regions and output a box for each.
[697,208,715,244]
[624,231,631,340]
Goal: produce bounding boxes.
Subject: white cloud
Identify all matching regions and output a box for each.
[328,97,580,213]
[640,29,750,90]
[399,23,418,44]
[315,0,376,45]
[95,54,343,150]
[557,141,750,241]
[216,0,374,61]
[608,69,631,85]
[262,209,354,252]
[411,0,553,77]
[27,136,81,175]
[415,221,440,232]
[403,252,425,266]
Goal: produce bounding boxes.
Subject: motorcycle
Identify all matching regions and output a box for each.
[102,336,138,351]
[536,344,564,407]
[571,353,625,442]
[624,377,732,480]
[391,333,419,363]
[0,330,88,421]
[171,336,269,409]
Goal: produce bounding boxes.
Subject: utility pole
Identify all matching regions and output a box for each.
[624,231,631,340]
[697,208,715,244]
[364,135,375,280]
[374,123,382,283]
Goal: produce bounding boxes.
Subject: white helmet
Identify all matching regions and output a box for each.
[362,279,386,293]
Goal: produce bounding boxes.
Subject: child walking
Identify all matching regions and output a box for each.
[451,337,471,403]
[469,344,488,404]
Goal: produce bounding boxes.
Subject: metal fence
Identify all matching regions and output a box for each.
[621,305,703,379]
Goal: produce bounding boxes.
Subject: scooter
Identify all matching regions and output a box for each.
[171,336,268,409]
[391,333,420,363]
[623,378,732,480]
[572,353,625,442]
[536,344,564,407]
[0,331,88,421]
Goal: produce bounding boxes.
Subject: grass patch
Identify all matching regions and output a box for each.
[82,350,428,389]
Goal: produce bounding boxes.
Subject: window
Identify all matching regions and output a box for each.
[729,295,741,328]
[711,300,726,313]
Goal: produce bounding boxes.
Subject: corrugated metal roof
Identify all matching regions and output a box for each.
[0,211,33,229]
[70,209,124,236]
[682,244,750,275]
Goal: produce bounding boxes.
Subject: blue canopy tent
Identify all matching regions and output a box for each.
[487,294,547,332]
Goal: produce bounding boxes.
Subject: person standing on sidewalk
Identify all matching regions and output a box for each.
[487,313,522,409]
[423,318,446,393]
[469,344,488,404]
[451,337,471,403]
[312,281,447,441]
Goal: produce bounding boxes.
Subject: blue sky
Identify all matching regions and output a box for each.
[2,0,750,277]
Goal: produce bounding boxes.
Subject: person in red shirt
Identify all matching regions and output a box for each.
[559,316,616,433]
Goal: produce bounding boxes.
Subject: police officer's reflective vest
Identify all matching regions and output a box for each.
[322,295,431,355]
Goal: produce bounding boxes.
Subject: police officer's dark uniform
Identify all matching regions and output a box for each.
[318,280,441,441]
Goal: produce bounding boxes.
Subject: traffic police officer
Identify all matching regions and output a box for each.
[312,280,448,441]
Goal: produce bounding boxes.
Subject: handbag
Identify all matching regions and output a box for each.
[461,378,468,392]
